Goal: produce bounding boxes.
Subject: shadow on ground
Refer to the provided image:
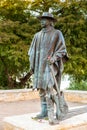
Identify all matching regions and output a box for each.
[62,106,87,120]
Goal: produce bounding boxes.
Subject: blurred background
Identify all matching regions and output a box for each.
[0,0,87,90]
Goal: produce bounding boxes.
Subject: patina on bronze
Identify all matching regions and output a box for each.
[28,12,68,125]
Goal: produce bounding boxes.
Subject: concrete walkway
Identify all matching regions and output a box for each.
[0,99,87,130]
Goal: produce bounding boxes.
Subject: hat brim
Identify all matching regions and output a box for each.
[37,16,57,22]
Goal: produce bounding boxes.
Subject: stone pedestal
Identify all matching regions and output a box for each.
[4,106,87,130]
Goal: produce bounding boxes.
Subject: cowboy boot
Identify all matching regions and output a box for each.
[35,96,48,119]
[46,94,59,125]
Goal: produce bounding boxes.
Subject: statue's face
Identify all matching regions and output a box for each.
[40,18,51,28]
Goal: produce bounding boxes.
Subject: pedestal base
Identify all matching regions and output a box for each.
[4,106,87,130]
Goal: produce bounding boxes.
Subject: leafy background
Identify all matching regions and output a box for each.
[0,0,87,89]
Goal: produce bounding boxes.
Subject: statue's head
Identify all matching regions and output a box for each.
[37,12,57,28]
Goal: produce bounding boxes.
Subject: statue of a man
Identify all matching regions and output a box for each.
[28,12,68,125]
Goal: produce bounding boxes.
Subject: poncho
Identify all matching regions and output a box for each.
[28,27,68,90]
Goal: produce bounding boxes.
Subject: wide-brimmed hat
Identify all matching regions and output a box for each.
[37,12,57,22]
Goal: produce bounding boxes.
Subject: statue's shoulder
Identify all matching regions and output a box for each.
[34,31,42,37]
[53,29,64,38]
[54,29,62,34]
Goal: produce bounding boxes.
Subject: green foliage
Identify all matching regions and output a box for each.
[0,0,42,89]
[0,0,31,22]
[30,0,61,13]
[0,0,87,89]
[68,80,87,90]
[0,21,28,88]
[0,17,40,88]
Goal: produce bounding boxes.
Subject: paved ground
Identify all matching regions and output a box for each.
[0,99,87,130]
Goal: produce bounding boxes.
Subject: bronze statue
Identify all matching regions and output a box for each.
[28,12,68,125]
